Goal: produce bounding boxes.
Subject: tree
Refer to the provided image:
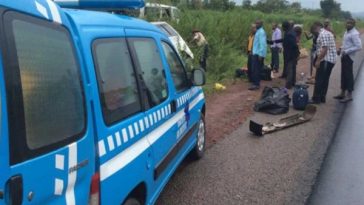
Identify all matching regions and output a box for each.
[242,0,252,9]
[320,0,341,18]
[291,2,301,10]
[340,11,352,19]
[207,0,235,11]
[255,0,289,13]
[191,0,203,9]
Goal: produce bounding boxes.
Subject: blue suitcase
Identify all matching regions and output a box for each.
[293,84,309,110]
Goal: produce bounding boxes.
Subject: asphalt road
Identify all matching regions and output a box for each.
[308,50,364,204]
[156,36,364,205]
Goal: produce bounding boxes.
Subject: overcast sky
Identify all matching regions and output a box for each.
[234,0,364,13]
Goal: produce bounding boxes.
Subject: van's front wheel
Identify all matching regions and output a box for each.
[123,198,141,205]
[191,116,206,160]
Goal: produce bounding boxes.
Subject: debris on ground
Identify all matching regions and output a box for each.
[214,83,226,91]
[250,105,317,136]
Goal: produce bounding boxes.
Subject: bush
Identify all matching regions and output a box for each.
[168,9,351,83]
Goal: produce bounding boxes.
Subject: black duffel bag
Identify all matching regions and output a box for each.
[261,65,272,81]
[254,87,291,115]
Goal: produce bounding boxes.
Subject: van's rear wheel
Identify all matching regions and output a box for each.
[123,198,141,205]
[191,116,206,160]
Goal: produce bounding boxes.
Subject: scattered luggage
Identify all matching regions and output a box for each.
[260,65,272,81]
[235,67,248,78]
[292,84,309,110]
[254,87,291,115]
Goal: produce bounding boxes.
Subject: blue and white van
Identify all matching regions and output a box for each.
[0,0,206,204]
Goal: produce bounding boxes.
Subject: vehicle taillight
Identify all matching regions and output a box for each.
[89,173,100,205]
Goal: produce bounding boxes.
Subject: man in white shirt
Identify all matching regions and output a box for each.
[334,18,362,103]
[270,23,282,73]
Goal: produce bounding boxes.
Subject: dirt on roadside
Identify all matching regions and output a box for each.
[204,57,311,148]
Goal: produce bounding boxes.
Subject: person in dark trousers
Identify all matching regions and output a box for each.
[310,22,337,104]
[334,18,362,103]
[247,23,257,82]
[282,21,300,89]
[279,20,296,79]
[249,20,267,91]
[304,24,320,80]
[270,23,282,73]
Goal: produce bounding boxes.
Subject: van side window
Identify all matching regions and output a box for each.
[3,12,86,164]
[128,38,168,107]
[161,42,189,92]
[93,38,142,125]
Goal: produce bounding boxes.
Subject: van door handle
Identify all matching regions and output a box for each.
[171,100,177,113]
[6,175,23,205]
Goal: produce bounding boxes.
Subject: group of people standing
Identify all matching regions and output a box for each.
[246,18,362,104]
[246,19,301,91]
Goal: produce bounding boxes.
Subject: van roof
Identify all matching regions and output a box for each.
[54,0,144,10]
[1,0,66,23]
[0,1,164,38]
[64,9,162,33]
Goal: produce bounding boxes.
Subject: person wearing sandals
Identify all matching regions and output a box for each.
[334,18,362,103]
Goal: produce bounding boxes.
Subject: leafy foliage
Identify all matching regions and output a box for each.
[320,0,352,19]
[168,9,348,82]
[141,1,361,84]
[242,0,252,9]
[320,0,340,18]
[254,0,289,13]
[206,0,236,11]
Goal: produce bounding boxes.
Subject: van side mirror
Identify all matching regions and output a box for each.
[191,68,206,86]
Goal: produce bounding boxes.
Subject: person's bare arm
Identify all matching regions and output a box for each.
[304,31,313,40]
[315,46,328,68]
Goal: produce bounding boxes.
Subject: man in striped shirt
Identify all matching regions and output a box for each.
[310,22,337,104]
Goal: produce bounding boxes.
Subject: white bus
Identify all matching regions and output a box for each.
[140,3,180,21]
